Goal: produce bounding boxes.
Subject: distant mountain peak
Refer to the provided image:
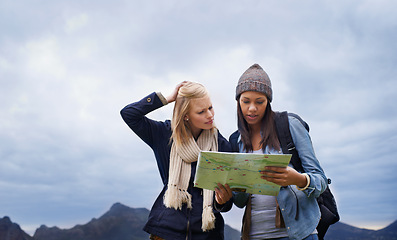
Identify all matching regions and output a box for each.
[36,225,61,231]
[0,216,12,225]
[110,202,126,209]
[384,220,397,230]
[108,202,130,213]
[0,216,34,240]
[101,202,147,219]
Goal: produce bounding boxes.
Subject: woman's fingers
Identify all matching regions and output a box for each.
[215,183,232,204]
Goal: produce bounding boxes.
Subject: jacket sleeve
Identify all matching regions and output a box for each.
[120,92,169,149]
[232,192,250,208]
[213,198,233,212]
[288,116,328,198]
[217,131,232,153]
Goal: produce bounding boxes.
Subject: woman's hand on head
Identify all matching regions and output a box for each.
[260,166,307,187]
[166,81,188,103]
[215,183,233,205]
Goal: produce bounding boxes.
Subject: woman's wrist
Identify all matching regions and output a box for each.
[296,173,310,191]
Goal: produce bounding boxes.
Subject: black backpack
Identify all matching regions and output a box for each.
[229,111,340,240]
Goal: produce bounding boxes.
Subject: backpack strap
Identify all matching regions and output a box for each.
[287,112,310,132]
[274,111,305,221]
[274,111,304,173]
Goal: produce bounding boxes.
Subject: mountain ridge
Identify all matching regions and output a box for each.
[1,203,396,240]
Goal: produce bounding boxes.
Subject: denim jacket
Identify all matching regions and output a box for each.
[232,115,328,240]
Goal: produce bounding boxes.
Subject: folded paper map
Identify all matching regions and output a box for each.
[194,151,291,196]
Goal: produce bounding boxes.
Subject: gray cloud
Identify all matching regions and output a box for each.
[1,0,396,233]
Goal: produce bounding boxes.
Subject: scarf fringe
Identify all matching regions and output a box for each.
[201,205,215,232]
[164,184,192,210]
[165,129,218,232]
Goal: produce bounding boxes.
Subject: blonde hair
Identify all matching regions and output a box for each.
[171,82,212,146]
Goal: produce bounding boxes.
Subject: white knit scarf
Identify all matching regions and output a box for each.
[163,129,218,232]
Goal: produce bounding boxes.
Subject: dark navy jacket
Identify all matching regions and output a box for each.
[121,92,232,240]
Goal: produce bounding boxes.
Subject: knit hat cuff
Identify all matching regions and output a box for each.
[235,81,273,102]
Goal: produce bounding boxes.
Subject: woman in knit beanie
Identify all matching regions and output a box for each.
[121,81,233,240]
[230,64,328,240]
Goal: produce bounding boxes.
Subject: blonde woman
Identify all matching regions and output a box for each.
[121,81,232,240]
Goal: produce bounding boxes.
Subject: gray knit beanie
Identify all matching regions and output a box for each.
[235,63,273,102]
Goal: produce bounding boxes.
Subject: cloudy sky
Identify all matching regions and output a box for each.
[1,0,396,235]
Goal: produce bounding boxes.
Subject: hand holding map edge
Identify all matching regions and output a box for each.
[214,183,233,205]
[261,166,308,188]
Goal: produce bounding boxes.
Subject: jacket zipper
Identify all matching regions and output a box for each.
[186,204,191,240]
[186,219,190,240]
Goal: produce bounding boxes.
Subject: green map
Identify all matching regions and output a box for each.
[194,151,291,196]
